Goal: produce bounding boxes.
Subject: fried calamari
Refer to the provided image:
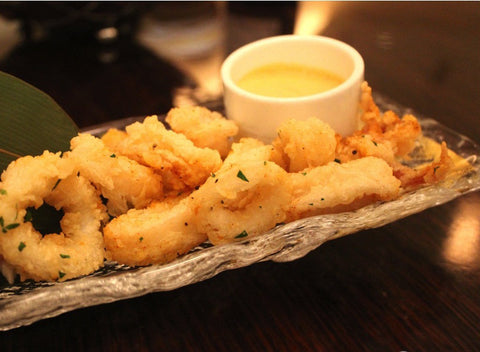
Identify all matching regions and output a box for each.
[0,152,107,282]
[69,133,164,216]
[271,117,337,172]
[102,115,222,194]
[0,83,467,283]
[336,82,453,190]
[104,197,206,266]
[287,157,401,221]
[194,138,291,245]
[166,106,239,158]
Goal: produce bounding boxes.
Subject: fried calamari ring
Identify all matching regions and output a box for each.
[194,139,291,245]
[100,127,127,152]
[0,152,107,282]
[194,160,291,245]
[69,133,164,216]
[287,156,401,221]
[0,151,73,222]
[271,118,337,172]
[166,106,239,158]
[224,137,274,165]
[103,197,207,266]
[102,115,222,194]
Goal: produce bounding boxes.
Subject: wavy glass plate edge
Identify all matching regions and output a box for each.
[1,94,479,331]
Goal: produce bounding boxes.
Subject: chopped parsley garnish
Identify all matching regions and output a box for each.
[334,158,341,164]
[0,189,6,195]
[60,254,70,259]
[110,153,116,158]
[139,236,144,242]
[372,140,378,146]
[52,179,61,191]
[18,241,26,252]
[235,230,248,239]
[0,217,20,233]
[433,166,440,174]
[58,271,66,279]
[236,170,249,182]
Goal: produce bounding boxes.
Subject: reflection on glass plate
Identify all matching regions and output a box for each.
[1,95,479,331]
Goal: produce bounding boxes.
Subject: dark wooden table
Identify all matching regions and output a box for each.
[1,2,479,351]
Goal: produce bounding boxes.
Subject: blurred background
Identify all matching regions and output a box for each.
[0,2,478,139]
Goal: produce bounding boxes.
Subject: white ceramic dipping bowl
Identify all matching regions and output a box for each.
[221,35,365,142]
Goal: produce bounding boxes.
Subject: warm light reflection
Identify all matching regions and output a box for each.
[96,27,118,41]
[0,16,22,60]
[443,194,480,268]
[294,1,339,35]
[136,3,226,106]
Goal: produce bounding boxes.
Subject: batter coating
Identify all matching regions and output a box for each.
[0,152,107,282]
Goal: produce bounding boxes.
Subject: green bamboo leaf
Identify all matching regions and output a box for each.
[0,71,78,172]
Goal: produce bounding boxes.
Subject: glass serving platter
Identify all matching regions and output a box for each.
[1,95,479,331]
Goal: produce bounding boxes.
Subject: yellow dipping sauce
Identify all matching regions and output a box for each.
[236,63,344,98]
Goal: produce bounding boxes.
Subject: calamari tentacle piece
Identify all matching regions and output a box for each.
[336,82,431,189]
[354,82,422,158]
[393,141,455,190]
